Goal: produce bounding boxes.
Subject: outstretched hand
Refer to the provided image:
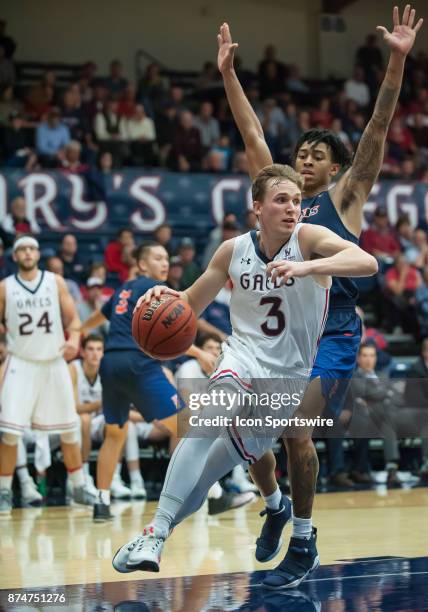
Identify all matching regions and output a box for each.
[217,22,239,73]
[377,4,423,57]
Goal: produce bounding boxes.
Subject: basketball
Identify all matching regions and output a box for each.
[132,295,197,359]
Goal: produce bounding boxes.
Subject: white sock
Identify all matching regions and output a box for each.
[292,514,313,539]
[67,467,84,488]
[114,464,122,479]
[83,463,90,476]
[207,481,223,499]
[263,486,282,510]
[0,475,13,490]
[16,466,31,485]
[130,469,143,486]
[98,489,110,505]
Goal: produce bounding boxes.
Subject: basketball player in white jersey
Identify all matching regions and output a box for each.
[69,334,104,499]
[0,235,93,513]
[112,164,377,574]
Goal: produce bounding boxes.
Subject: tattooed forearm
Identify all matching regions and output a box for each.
[287,442,319,518]
[372,81,399,131]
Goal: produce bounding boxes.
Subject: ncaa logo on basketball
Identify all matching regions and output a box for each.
[162,303,185,328]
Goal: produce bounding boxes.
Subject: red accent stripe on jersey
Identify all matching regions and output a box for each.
[343,332,354,336]
[231,421,257,464]
[32,421,78,430]
[0,420,25,431]
[210,369,252,389]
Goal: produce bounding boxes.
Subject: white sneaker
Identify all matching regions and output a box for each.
[21,480,43,506]
[126,524,165,572]
[112,533,145,573]
[83,474,98,498]
[110,476,132,499]
[230,465,258,494]
[130,481,147,499]
[0,488,12,514]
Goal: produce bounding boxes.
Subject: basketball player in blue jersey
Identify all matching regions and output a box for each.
[218,5,423,589]
[81,242,238,522]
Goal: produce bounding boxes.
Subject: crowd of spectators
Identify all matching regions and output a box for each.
[1,22,428,178]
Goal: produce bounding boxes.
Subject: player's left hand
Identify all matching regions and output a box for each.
[377,4,423,57]
[266,260,312,283]
[62,339,79,362]
[196,349,217,376]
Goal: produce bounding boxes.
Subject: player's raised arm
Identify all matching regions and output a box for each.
[267,224,378,283]
[218,22,272,179]
[334,5,423,222]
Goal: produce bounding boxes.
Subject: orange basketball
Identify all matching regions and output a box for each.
[132,294,197,360]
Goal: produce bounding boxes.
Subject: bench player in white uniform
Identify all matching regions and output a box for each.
[0,235,93,513]
[112,164,377,574]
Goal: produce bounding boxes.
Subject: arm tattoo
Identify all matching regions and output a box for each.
[341,83,399,212]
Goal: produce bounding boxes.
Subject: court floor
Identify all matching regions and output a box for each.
[1,487,427,610]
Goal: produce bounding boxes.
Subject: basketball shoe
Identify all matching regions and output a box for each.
[255,495,292,562]
[21,480,43,507]
[208,490,256,515]
[227,465,258,494]
[111,474,132,499]
[0,488,12,514]
[262,528,320,589]
[112,524,167,573]
[130,480,147,499]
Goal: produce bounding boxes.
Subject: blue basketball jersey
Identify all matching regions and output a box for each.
[301,190,359,312]
[101,275,160,358]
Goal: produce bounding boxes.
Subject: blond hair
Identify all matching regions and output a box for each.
[252,164,304,202]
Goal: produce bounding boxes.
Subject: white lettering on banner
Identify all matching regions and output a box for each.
[67,175,108,230]
[386,185,417,227]
[362,183,381,230]
[19,173,60,231]
[212,179,242,224]
[0,174,7,220]
[129,176,166,231]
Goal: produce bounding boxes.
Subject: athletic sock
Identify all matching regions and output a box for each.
[207,481,223,499]
[97,489,110,505]
[83,463,90,476]
[16,465,31,485]
[130,469,143,486]
[114,464,122,479]
[0,475,13,490]
[292,514,313,539]
[263,486,282,511]
[67,467,84,488]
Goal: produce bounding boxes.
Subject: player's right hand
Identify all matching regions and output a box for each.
[134,286,180,312]
[217,22,239,74]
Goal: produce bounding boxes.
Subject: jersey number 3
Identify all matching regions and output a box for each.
[115,290,132,315]
[260,297,285,337]
[18,312,53,335]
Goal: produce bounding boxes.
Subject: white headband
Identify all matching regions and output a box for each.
[13,236,40,252]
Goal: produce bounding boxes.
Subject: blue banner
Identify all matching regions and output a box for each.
[1,169,427,234]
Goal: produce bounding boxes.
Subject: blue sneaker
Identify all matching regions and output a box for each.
[255,495,292,562]
[263,527,320,589]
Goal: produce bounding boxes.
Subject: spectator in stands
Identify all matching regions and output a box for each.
[280,102,302,152]
[3,110,37,170]
[26,70,57,119]
[86,150,114,201]
[0,42,15,86]
[60,88,88,141]
[204,149,227,173]
[103,60,128,96]
[104,228,135,283]
[36,107,71,167]
[167,256,183,290]
[416,267,428,338]
[202,218,241,270]
[94,99,128,164]
[0,19,16,59]
[257,98,286,157]
[310,97,333,129]
[411,229,428,270]
[118,83,137,119]
[57,233,86,283]
[194,102,220,151]
[404,338,428,481]
[170,110,203,172]
[77,278,109,337]
[200,279,232,339]
[244,210,259,232]
[286,64,309,94]
[126,103,157,166]
[178,238,201,288]
[348,343,401,487]
[233,55,255,90]
[384,252,421,336]
[207,134,233,171]
[232,151,249,174]
[84,262,114,299]
[0,237,14,278]
[355,34,384,81]
[344,66,370,108]
[379,142,402,178]
[358,305,391,372]
[258,45,286,99]
[196,61,221,91]
[0,84,21,125]
[153,223,173,254]
[408,112,428,161]
[331,118,352,152]
[1,196,39,237]
[388,117,416,161]
[84,84,108,123]
[60,141,89,174]
[396,214,414,253]
[137,62,168,111]
[155,102,177,166]
[361,206,400,261]
[45,256,81,303]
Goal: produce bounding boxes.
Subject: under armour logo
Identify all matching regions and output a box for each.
[241,257,251,264]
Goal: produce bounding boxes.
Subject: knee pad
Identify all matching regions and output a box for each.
[2,432,19,446]
[60,430,79,445]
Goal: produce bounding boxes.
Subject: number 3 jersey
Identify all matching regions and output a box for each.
[227,225,330,375]
[5,271,65,361]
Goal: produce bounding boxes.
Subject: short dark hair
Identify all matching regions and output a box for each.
[293,129,352,169]
[82,334,104,349]
[117,227,133,238]
[133,241,163,261]
[197,332,222,348]
[358,342,376,355]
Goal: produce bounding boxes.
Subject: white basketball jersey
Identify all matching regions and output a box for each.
[5,271,65,361]
[228,226,330,374]
[72,359,102,405]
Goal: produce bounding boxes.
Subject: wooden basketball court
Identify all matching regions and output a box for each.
[1,487,427,609]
